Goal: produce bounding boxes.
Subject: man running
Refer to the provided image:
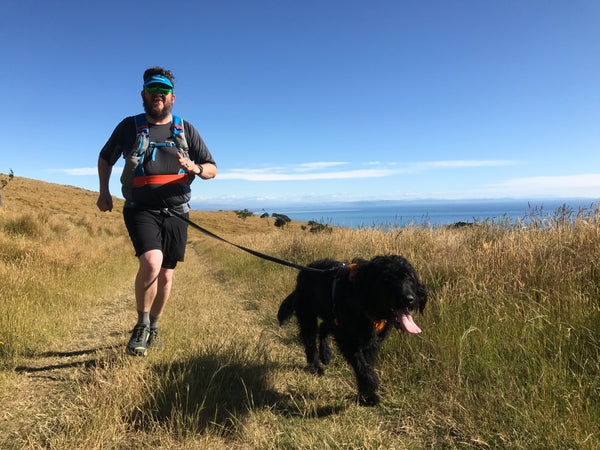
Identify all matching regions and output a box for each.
[97,66,217,356]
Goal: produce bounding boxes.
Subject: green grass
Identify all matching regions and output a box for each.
[1,176,599,448]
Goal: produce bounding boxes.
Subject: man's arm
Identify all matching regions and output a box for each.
[196,162,217,180]
[97,156,114,212]
[183,120,217,180]
[96,117,133,212]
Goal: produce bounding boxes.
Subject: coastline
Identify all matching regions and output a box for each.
[192,198,600,229]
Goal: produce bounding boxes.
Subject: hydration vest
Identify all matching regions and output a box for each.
[120,113,191,187]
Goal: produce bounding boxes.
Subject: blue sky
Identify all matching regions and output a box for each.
[2,1,599,209]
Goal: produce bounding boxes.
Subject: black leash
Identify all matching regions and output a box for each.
[169,209,332,273]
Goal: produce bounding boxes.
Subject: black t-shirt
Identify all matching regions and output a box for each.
[99,115,216,208]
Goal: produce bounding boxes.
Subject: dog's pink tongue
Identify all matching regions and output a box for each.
[398,309,422,334]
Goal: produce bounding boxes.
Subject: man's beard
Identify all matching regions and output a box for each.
[143,96,174,122]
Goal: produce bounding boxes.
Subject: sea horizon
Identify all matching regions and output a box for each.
[191,197,600,229]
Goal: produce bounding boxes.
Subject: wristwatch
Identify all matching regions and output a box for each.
[197,164,203,176]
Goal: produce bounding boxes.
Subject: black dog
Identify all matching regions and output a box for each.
[278,255,427,406]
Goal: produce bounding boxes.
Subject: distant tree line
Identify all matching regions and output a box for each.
[234,208,331,232]
[234,209,292,229]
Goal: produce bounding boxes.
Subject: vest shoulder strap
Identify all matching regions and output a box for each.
[172,115,184,134]
[171,115,189,151]
[134,113,149,135]
[133,114,150,157]
[134,113,188,150]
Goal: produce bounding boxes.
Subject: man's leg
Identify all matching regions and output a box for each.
[150,267,175,319]
[127,249,163,356]
[146,267,174,350]
[135,249,164,313]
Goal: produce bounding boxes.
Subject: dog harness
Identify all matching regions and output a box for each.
[347,263,358,279]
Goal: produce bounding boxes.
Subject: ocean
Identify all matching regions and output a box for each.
[271,199,599,229]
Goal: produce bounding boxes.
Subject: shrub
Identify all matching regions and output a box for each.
[234,209,254,221]
[272,213,291,229]
[307,220,332,233]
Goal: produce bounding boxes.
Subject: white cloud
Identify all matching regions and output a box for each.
[217,159,518,181]
[495,174,600,196]
[510,174,600,188]
[218,168,399,181]
[418,160,517,169]
[50,167,123,175]
[297,162,348,171]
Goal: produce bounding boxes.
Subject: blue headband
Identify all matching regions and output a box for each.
[143,74,173,88]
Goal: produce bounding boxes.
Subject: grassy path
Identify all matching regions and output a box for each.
[1,231,293,448]
[1,274,134,448]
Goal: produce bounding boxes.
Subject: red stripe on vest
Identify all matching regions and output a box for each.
[132,174,189,186]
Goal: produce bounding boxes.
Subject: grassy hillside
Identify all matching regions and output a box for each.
[1,176,599,448]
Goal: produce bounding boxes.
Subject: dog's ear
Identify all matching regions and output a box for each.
[417,284,428,313]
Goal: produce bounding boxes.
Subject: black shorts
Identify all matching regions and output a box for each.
[123,208,188,269]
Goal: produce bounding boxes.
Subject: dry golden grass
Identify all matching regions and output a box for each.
[1,175,599,448]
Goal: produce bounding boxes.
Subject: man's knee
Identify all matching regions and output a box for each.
[139,250,164,273]
[159,268,175,284]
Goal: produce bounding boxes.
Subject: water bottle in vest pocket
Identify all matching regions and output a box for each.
[120,116,150,187]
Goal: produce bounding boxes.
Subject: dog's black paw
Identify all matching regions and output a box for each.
[319,344,332,365]
[305,364,324,376]
[359,393,380,407]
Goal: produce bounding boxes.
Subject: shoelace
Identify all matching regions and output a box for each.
[131,326,147,343]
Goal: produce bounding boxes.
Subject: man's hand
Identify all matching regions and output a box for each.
[97,191,113,212]
[97,157,114,211]
[177,152,200,175]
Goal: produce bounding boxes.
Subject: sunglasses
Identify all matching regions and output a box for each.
[145,85,173,95]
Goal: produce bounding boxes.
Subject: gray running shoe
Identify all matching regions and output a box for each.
[147,327,163,350]
[126,324,150,356]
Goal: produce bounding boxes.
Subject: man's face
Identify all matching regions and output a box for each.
[142,84,175,122]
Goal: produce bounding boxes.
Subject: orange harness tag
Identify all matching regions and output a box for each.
[347,263,358,279]
[374,320,387,333]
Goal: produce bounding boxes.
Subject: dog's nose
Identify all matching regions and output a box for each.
[406,295,416,307]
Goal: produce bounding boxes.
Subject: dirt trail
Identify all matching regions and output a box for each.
[0,237,240,447]
[1,281,133,447]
